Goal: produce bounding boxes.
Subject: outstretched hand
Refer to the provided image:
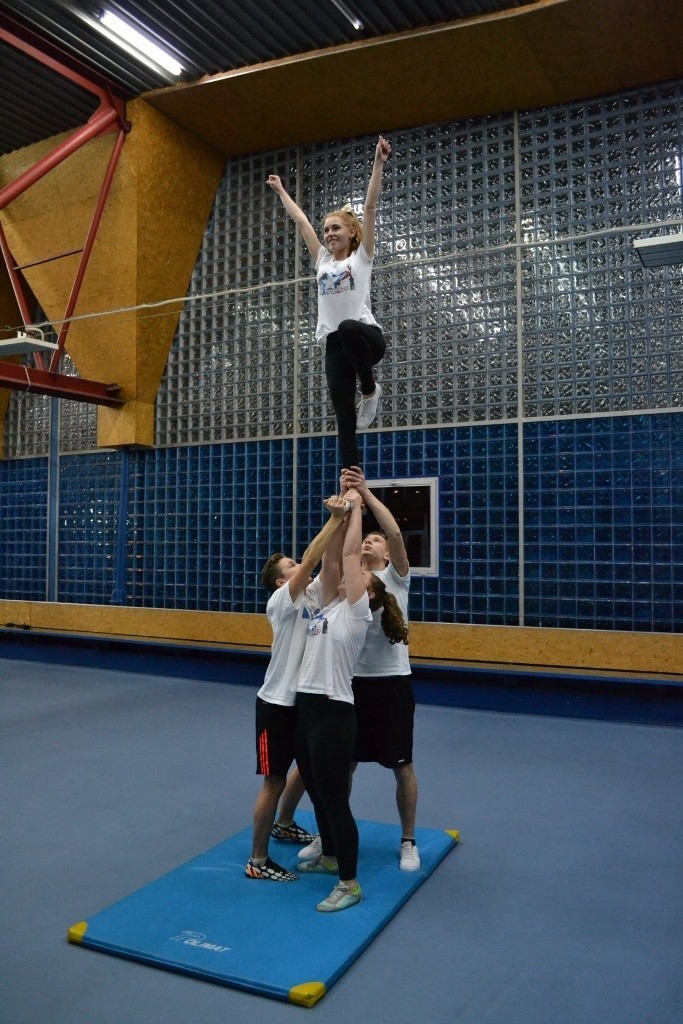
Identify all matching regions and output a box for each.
[343,487,361,509]
[341,465,369,498]
[324,494,350,518]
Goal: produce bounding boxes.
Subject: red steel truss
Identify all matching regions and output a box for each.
[0,12,129,407]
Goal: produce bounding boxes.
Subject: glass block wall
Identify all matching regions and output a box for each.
[126,441,293,610]
[1,80,681,632]
[0,456,48,601]
[524,414,680,631]
[58,450,121,604]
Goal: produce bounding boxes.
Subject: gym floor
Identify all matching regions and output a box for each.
[1,654,681,1024]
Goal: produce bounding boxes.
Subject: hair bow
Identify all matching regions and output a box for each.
[340,202,354,213]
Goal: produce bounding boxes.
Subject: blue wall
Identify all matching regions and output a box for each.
[1,414,680,631]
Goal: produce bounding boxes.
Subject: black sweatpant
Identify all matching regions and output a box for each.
[325,319,385,469]
[295,692,358,881]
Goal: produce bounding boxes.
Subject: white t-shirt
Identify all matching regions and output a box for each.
[257,576,324,706]
[315,243,380,342]
[353,562,411,677]
[297,593,373,704]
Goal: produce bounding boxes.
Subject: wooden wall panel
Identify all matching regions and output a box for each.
[1,600,680,677]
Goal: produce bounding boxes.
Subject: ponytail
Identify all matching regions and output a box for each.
[368,574,409,645]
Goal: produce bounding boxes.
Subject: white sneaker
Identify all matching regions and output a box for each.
[399,840,420,871]
[356,384,381,429]
[298,834,322,861]
[317,881,362,913]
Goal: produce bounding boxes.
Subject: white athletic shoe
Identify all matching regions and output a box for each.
[317,881,362,913]
[399,840,421,871]
[298,834,322,861]
[356,384,381,429]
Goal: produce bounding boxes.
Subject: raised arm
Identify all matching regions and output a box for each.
[341,488,366,605]
[362,135,391,260]
[342,465,409,577]
[267,174,321,261]
[288,495,348,601]
[318,502,349,606]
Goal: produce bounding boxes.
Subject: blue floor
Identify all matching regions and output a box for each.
[1,655,681,1024]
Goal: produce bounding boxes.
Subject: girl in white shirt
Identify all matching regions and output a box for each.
[267,135,391,469]
[295,489,408,912]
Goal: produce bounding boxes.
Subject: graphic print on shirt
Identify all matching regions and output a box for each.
[306,610,329,636]
[319,263,354,296]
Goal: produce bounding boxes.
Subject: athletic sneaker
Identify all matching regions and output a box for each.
[270,820,316,843]
[317,881,362,913]
[245,857,298,881]
[356,384,381,428]
[299,853,338,874]
[298,834,322,861]
[399,840,421,872]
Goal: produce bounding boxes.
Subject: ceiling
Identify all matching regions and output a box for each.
[0,0,682,160]
[0,0,525,156]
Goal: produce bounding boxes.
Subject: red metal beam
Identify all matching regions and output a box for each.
[0,221,34,326]
[0,11,123,106]
[0,13,129,213]
[0,362,123,407]
[0,220,49,371]
[50,125,128,371]
[14,248,84,271]
[0,13,131,403]
[0,105,126,210]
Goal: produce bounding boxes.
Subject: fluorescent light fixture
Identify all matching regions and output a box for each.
[98,10,183,76]
[633,232,683,268]
[329,0,364,31]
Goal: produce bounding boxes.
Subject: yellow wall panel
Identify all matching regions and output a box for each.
[25,602,272,648]
[1,601,680,678]
[409,623,683,676]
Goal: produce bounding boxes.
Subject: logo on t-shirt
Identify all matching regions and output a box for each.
[319,263,354,296]
[306,611,328,636]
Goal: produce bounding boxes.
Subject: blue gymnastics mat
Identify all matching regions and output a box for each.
[68,812,459,1006]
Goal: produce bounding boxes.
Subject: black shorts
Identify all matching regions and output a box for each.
[351,675,415,770]
[255,696,297,777]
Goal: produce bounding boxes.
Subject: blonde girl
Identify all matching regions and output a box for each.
[267,135,391,468]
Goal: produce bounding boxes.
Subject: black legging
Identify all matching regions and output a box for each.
[295,692,358,881]
[325,319,385,469]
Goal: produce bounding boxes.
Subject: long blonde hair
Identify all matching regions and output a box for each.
[325,204,362,254]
